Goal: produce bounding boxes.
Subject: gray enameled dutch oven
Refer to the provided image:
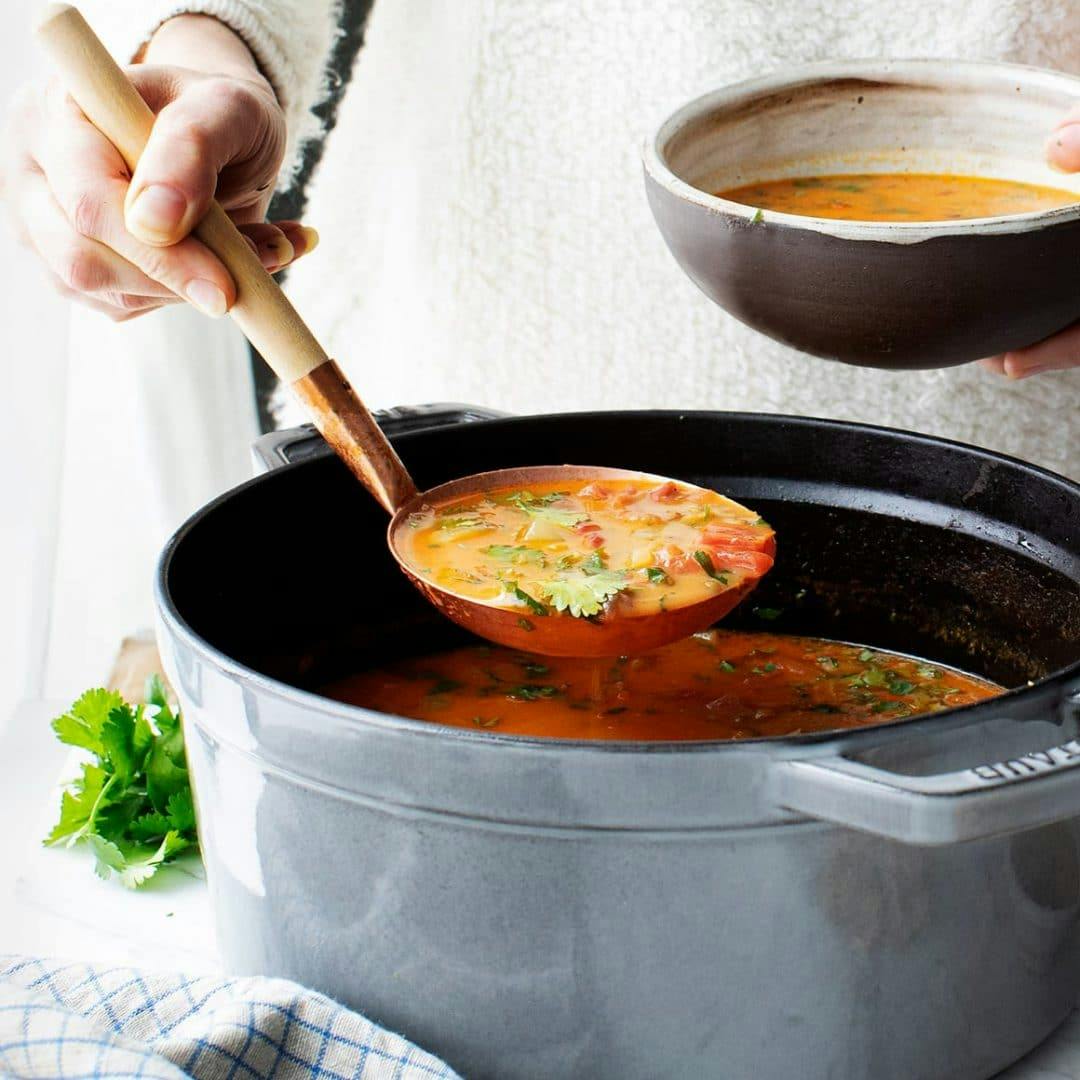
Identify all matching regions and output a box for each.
[155,407,1080,1080]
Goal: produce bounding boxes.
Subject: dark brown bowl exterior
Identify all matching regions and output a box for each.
[643,59,1080,369]
[388,464,772,657]
[644,177,1080,369]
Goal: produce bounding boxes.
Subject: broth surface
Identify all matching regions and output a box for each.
[396,478,774,620]
[718,172,1076,221]
[320,630,1000,741]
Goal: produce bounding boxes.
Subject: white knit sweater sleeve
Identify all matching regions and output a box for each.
[73,0,340,181]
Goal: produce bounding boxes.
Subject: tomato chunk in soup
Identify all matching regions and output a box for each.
[395,478,775,620]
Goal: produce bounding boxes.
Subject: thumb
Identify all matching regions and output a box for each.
[124,72,281,246]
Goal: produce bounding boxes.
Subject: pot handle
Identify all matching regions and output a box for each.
[251,403,510,474]
[774,699,1080,846]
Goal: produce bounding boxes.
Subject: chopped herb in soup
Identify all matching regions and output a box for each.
[719,172,1076,222]
[395,478,775,621]
[320,630,1000,741]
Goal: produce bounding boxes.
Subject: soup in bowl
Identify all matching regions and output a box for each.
[718,172,1076,222]
[642,59,1080,368]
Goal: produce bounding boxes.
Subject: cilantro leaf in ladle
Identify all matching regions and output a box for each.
[538,568,630,618]
[483,544,547,567]
[504,491,588,529]
[524,545,633,618]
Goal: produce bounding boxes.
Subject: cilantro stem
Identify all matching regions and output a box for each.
[69,773,117,849]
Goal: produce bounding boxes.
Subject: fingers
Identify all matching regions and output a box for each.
[4,72,314,323]
[1046,125,1080,172]
[124,68,284,245]
[19,167,170,298]
[2,86,159,321]
[13,165,170,319]
[1047,104,1080,172]
[53,280,166,322]
[980,323,1080,378]
[237,220,320,271]
[14,170,317,320]
[31,81,236,316]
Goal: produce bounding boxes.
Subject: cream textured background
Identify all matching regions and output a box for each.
[285,0,1080,478]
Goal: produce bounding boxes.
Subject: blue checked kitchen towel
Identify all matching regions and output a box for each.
[0,956,459,1079]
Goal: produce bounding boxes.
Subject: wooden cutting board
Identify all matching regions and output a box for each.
[106,631,169,702]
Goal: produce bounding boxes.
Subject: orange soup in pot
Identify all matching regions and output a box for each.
[320,630,1000,741]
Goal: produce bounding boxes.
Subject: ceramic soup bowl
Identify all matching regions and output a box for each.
[642,59,1080,369]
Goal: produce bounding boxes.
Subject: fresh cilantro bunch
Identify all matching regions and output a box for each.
[45,676,198,888]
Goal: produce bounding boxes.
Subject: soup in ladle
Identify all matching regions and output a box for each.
[396,476,775,623]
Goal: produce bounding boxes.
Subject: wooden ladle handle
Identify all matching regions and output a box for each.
[36,3,418,513]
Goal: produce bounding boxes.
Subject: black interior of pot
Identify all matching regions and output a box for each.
[162,413,1080,698]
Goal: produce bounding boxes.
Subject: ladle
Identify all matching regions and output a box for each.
[38,4,770,656]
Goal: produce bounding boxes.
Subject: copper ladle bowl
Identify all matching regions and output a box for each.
[389,465,772,657]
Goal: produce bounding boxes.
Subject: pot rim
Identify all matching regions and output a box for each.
[155,409,1080,758]
[642,57,1080,244]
